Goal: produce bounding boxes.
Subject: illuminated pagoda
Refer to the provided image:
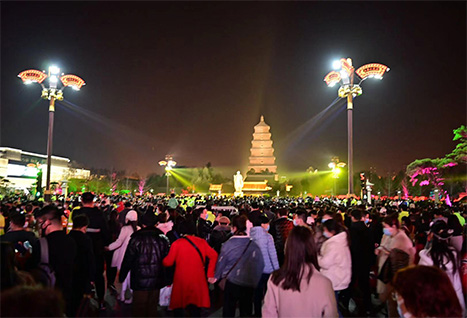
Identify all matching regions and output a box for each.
[248,115,277,174]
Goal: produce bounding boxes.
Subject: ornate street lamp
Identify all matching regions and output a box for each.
[324,58,389,195]
[328,157,346,196]
[158,155,176,195]
[18,66,85,202]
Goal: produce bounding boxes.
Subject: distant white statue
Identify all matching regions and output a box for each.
[234,171,244,196]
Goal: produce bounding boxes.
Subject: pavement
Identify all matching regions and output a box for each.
[95,271,386,318]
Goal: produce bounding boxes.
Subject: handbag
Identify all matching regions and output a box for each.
[377,257,392,284]
[76,294,99,317]
[218,239,252,291]
[159,285,173,307]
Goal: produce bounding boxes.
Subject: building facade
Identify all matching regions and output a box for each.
[0,147,90,190]
[248,115,277,173]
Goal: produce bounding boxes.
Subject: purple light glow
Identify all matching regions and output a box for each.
[419,180,430,186]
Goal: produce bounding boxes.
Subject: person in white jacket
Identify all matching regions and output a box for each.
[105,210,140,303]
[318,219,351,317]
[418,220,465,314]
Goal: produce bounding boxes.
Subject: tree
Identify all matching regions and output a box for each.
[406,125,467,201]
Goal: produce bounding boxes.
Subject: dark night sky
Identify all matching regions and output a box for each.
[1,2,466,177]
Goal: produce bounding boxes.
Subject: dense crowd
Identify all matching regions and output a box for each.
[0,192,466,318]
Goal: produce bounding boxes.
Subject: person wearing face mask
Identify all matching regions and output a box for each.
[375,213,415,317]
[33,205,77,317]
[318,219,351,318]
[250,215,279,317]
[292,208,309,227]
[393,265,462,318]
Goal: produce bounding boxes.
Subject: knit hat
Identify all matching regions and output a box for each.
[126,210,138,222]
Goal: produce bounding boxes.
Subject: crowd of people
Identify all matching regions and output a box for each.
[1,192,466,318]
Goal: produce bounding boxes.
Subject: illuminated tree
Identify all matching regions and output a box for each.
[406,126,467,202]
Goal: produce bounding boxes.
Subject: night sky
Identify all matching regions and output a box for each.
[1,2,465,177]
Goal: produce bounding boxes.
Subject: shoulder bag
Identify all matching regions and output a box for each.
[218,239,252,291]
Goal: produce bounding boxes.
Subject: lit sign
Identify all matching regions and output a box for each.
[7,164,38,178]
[340,58,354,76]
[60,74,85,90]
[324,71,341,87]
[18,69,48,84]
[356,63,389,80]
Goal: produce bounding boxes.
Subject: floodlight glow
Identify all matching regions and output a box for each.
[49,75,58,83]
[332,60,341,70]
[49,66,60,75]
[72,86,80,91]
[328,162,336,169]
[335,168,341,174]
[24,80,33,85]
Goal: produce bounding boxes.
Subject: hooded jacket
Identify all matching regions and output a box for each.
[318,231,352,291]
[119,227,170,291]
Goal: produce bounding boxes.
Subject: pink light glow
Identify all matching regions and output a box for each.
[138,179,146,196]
[419,180,430,186]
[446,194,452,206]
[443,162,458,168]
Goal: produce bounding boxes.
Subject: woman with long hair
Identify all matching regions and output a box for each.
[263,226,337,317]
[418,220,465,312]
[106,210,140,303]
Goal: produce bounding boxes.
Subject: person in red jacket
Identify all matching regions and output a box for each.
[163,219,218,317]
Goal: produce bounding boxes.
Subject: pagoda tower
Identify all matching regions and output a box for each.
[248,115,277,173]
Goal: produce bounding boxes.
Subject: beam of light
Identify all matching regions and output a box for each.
[278,97,346,159]
[58,99,171,152]
[169,169,193,188]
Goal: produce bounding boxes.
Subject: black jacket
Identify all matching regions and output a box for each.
[68,230,95,294]
[73,207,110,256]
[349,221,373,274]
[269,217,293,266]
[119,227,170,291]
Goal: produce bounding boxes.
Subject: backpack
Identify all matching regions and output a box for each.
[38,237,56,287]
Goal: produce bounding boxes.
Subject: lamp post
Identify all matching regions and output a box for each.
[328,157,346,196]
[324,59,389,196]
[158,155,176,195]
[18,66,85,202]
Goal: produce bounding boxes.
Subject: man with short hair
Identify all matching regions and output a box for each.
[35,205,76,317]
[68,214,96,317]
[1,211,37,246]
[72,192,110,310]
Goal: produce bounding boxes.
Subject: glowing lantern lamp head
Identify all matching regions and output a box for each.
[18,69,48,84]
[324,71,341,87]
[60,74,85,90]
[356,63,390,81]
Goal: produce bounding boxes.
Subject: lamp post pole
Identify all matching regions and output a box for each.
[324,58,389,197]
[159,155,176,196]
[44,96,56,202]
[18,66,85,202]
[166,171,170,195]
[347,70,354,195]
